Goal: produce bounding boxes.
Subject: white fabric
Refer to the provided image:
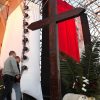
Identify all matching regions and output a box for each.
[0,2,43,100]
[20,3,43,100]
[75,17,85,56]
[0,5,23,68]
[63,93,88,100]
[0,4,23,100]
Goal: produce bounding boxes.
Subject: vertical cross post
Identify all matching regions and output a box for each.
[48,0,61,100]
[28,0,85,99]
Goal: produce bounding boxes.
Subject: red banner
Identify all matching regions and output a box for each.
[57,0,80,62]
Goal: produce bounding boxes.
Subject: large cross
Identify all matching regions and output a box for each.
[28,0,85,100]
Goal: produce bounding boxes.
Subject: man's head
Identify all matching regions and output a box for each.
[9,51,16,57]
[15,56,20,63]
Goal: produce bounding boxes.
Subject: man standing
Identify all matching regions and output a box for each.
[2,51,20,100]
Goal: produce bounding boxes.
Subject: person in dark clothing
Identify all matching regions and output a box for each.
[12,56,22,100]
[15,56,21,83]
[2,51,20,100]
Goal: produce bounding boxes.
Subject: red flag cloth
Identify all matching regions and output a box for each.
[57,0,80,62]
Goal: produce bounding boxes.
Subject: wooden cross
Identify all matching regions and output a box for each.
[28,0,85,100]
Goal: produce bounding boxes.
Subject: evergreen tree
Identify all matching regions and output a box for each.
[60,40,100,97]
[81,40,100,96]
[60,52,83,96]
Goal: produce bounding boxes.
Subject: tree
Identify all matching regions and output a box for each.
[81,40,100,96]
[60,52,83,96]
[60,40,100,97]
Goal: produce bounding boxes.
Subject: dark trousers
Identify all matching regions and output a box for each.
[23,93,36,100]
[2,74,14,100]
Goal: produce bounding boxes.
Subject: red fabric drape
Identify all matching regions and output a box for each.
[57,0,80,62]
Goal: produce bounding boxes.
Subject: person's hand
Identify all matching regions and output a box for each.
[16,74,20,79]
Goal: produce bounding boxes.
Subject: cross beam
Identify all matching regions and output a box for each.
[28,8,85,30]
[28,0,85,100]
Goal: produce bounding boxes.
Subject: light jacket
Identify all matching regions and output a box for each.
[2,56,19,77]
